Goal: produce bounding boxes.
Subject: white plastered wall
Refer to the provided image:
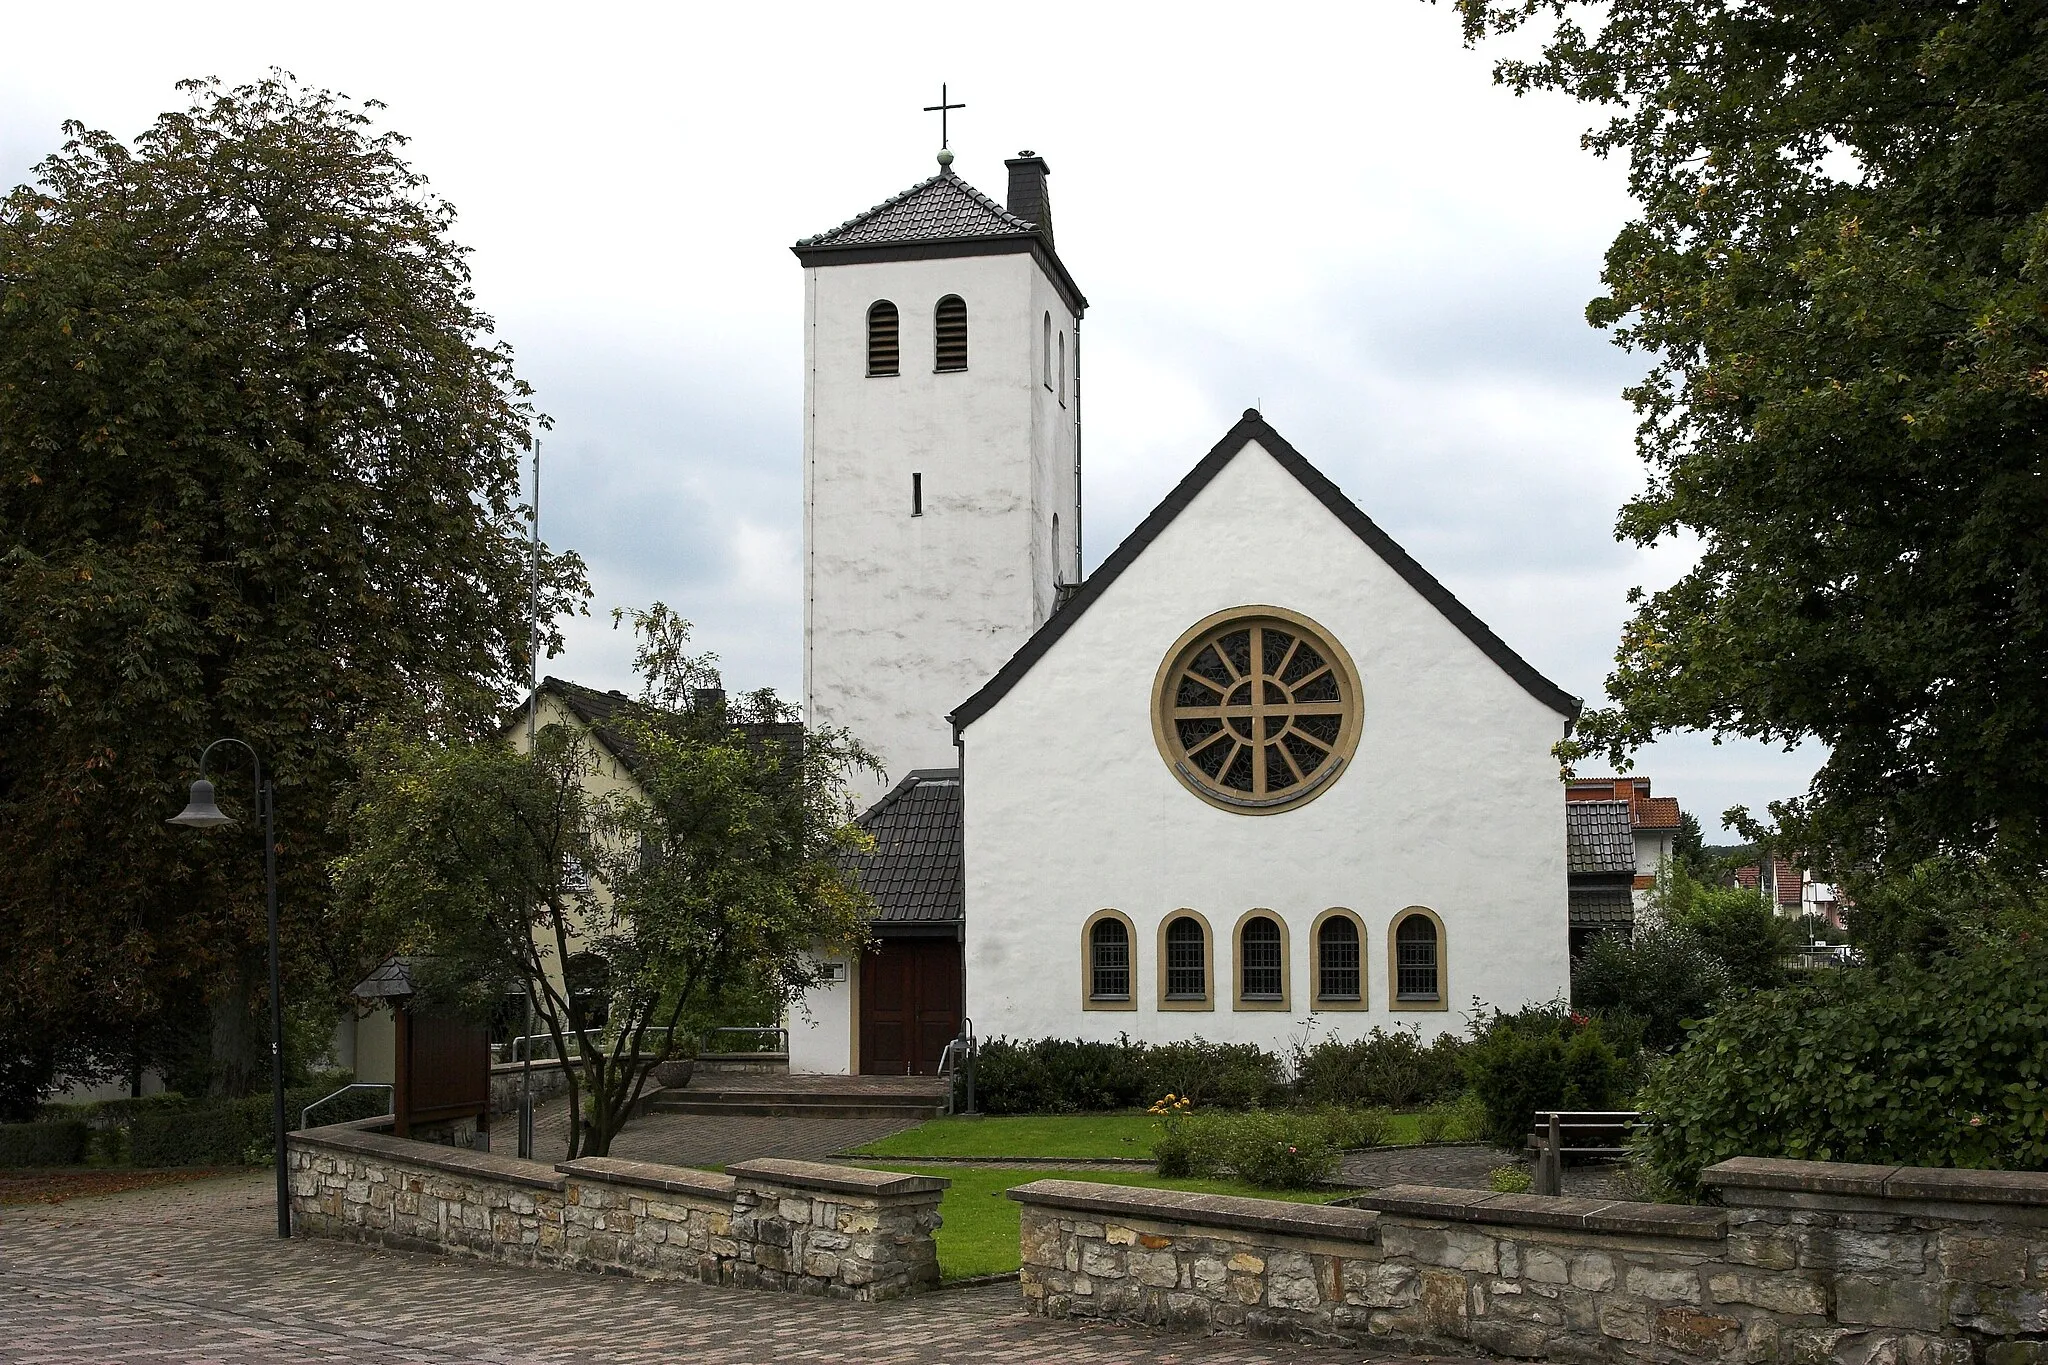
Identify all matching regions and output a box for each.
[959,440,1571,1047]
[788,951,855,1075]
[803,249,1079,808]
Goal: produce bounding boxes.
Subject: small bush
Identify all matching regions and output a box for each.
[1152,1111,1224,1178]
[0,1119,89,1167]
[1572,924,1730,1052]
[1316,1105,1392,1150]
[1144,1040,1284,1110]
[1293,1025,1468,1109]
[1213,1110,1338,1189]
[130,1084,388,1167]
[1488,1163,1532,1194]
[1639,937,2048,1198]
[1463,1003,1630,1147]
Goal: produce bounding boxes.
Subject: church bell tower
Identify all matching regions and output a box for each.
[795,148,1086,805]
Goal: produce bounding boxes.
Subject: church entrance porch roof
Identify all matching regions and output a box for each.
[845,768,963,927]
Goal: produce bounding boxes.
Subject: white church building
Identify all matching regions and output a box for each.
[787,150,1582,1075]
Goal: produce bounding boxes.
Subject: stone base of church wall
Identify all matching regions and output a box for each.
[287,1120,944,1301]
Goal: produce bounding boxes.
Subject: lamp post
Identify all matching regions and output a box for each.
[169,738,290,1240]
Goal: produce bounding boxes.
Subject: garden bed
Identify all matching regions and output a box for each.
[850,1109,1427,1161]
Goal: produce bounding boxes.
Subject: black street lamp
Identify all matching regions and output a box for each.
[169,738,290,1240]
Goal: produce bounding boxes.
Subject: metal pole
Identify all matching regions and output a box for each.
[520,437,540,1159]
[264,772,289,1238]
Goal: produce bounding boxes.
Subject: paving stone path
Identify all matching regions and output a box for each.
[0,1172,1481,1364]
[523,1094,919,1168]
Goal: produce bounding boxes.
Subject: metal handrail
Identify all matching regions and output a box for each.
[700,1026,788,1055]
[299,1082,393,1131]
[500,1026,675,1063]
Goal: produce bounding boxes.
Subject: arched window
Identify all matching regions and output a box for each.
[1158,913,1212,1008]
[1392,911,1444,1007]
[1043,312,1053,389]
[1237,914,1285,1006]
[867,301,899,377]
[1315,912,1363,1006]
[1088,915,1130,1002]
[1058,331,1067,406]
[934,295,968,372]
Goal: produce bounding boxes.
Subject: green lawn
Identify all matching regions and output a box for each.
[852,1109,1424,1160]
[866,1164,1363,1281]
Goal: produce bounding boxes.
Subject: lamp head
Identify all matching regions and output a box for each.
[168,778,235,829]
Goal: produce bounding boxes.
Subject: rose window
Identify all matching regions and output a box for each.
[1152,610,1361,813]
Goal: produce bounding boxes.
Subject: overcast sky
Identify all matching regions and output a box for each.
[2,1,1816,836]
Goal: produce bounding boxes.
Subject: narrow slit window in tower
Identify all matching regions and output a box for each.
[912,472,923,517]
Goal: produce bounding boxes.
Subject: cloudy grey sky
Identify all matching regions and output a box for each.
[2,1,1815,834]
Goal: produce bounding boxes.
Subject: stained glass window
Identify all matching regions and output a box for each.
[1155,612,1359,813]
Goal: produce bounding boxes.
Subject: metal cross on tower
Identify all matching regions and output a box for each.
[923,84,965,150]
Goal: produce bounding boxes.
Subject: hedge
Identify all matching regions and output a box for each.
[969,1036,1284,1114]
[1639,937,2048,1198]
[0,1119,89,1168]
[130,1084,389,1168]
[1462,1004,1632,1147]
[1293,1026,1470,1108]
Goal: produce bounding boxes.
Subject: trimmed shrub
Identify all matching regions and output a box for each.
[1572,924,1730,1052]
[971,1036,1281,1115]
[1639,938,2048,1198]
[1211,1110,1339,1189]
[0,1119,89,1167]
[1293,1025,1468,1109]
[130,1084,388,1168]
[1316,1105,1392,1150]
[1463,1004,1631,1147]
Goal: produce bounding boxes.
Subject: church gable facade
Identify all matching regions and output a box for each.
[952,414,1579,1045]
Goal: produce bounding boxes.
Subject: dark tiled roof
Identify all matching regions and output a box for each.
[522,677,803,784]
[1566,800,1636,875]
[1570,884,1637,926]
[847,769,963,923]
[798,170,1038,249]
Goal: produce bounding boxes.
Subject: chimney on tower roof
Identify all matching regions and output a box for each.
[1005,151,1052,245]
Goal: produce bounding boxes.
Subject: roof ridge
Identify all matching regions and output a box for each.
[795,169,1037,249]
[950,411,1582,735]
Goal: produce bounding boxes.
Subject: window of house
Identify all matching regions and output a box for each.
[1153,608,1363,814]
[1394,912,1442,1004]
[1239,916,1282,1000]
[1317,914,1361,1002]
[934,295,967,371]
[867,301,898,376]
[1091,918,1129,999]
[1058,331,1067,406]
[1043,312,1053,389]
[1164,916,1206,1000]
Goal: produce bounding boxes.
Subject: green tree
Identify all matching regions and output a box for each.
[1646,864,1800,990]
[1842,855,2045,967]
[1456,1,2048,870]
[0,74,586,1099]
[1571,923,1730,1051]
[334,607,877,1158]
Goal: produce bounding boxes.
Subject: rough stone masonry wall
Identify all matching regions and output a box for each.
[287,1120,944,1301]
[1010,1157,2048,1364]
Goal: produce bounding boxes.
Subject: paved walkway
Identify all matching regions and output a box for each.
[1338,1144,1630,1200]
[0,1172,1480,1364]
[522,1094,923,1168]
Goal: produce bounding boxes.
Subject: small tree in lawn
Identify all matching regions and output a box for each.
[336,605,876,1157]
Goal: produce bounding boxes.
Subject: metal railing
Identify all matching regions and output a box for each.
[299,1082,393,1131]
[700,1026,788,1055]
[498,1026,676,1064]
[937,1017,978,1116]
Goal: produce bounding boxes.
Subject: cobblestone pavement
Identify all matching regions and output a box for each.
[0,1172,1481,1364]
[1337,1144,1628,1200]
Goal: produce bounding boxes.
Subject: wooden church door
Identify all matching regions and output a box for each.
[859,939,961,1075]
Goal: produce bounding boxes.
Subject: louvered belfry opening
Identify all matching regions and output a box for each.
[867,300,899,376]
[933,295,968,372]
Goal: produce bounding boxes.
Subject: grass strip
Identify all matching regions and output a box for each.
[853,1109,1424,1160]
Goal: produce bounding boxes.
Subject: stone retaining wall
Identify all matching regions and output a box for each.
[1010,1157,2048,1364]
[287,1119,944,1300]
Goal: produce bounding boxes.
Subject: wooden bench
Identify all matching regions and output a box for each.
[1526,1111,1642,1195]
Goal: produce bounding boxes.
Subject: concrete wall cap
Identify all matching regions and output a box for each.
[1703,1156,1902,1198]
[287,1126,567,1192]
[1355,1184,1726,1241]
[727,1157,949,1198]
[558,1157,738,1200]
[1007,1178,1382,1243]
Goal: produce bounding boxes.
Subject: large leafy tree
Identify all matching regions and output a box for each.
[0,74,586,1102]
[334,607,876,1158]
[1455,1,2048,870]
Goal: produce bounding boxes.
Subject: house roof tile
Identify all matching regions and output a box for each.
[845,769,963,923]
[797,170,1039,249]
[1566,800,1637,876]
[1569,884,1637,926]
